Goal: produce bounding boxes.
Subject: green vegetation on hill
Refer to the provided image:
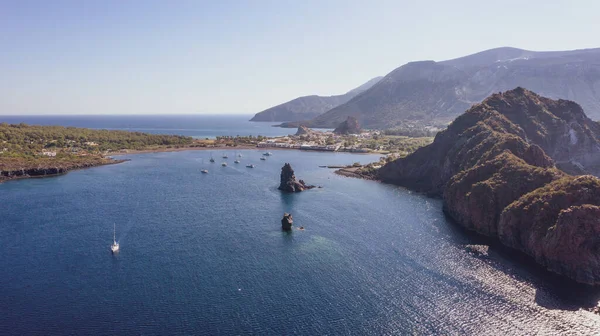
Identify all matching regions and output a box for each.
[0,123,193,159]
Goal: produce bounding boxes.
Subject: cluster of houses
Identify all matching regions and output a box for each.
[256,135,370,153]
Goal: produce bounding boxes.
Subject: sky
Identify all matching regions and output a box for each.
[1,0,599,115]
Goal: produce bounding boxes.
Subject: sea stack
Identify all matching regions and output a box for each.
[281,213,293,231]
[278,163,315,192]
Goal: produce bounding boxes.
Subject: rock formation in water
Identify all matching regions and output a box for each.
[278,163,315,192]
[333,116,361,135]
[378,88,600,285]
[281,213,293,231]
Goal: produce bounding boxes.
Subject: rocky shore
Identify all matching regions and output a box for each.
[0,158,126,183]
[376,88,600,285]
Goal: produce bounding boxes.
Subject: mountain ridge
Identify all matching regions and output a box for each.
[306,47,600,129]
[376,88,600,285]
[249,76,382,122]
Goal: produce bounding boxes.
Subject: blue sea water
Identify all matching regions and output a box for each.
[0,115,297,139]
[1,149,599,335]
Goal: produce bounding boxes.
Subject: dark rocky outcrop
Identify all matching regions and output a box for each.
[281,213,293,231]
[295,125,315,136]
[278,163,315,192]
[377,88,600,285]
[333,116,361,135]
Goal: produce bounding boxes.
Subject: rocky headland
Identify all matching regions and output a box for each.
[378,88,600,285]
[278,163,315,192]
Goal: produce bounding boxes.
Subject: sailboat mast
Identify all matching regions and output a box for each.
[113,223,116,243]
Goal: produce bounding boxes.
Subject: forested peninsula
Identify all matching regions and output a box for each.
[0,123,193,182]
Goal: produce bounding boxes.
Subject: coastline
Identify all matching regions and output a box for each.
[108,145,377,156]
[0,158,127,184]
[1,147,375,185]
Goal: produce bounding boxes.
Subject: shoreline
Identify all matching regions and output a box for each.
[0,159,127,184]
[108,145,377,156]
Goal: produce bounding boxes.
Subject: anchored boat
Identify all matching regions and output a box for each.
[110,224,119,253]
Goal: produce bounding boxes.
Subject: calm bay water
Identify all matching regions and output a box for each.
[1,149,600,335]
[0,115,296,139]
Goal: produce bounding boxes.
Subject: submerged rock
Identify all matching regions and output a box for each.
[281,213,293,231]
[278,163,315,192]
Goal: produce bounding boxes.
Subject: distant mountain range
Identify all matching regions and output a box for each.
[249,77,382,122]
[269,47,600,129]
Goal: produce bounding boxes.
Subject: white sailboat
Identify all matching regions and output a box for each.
[201,159,208,173]
[111,224,119,253]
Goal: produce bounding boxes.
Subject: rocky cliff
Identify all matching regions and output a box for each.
[250,77,382,122]
[306,47,600,129]
[378,88,600,284]
[278,163,315,192]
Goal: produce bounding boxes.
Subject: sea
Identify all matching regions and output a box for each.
[1,115,600,335]
[0,114,298,139]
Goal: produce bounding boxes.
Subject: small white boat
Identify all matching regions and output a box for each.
[209,153,215,163]
[246,164,255,168]
[201,169,209,173]
[110,224,119,253]
[260,157,266,161]
[221,162,227,166]
[238,153,242,157]
[263,152,273,156]
[222,153,228,159]
[234,159,240,164]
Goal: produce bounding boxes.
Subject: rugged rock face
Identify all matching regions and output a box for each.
[378,88,600,285]
[250,76,382,122]
[306,47,600,128]
[443,152,564,236]
[278,163,315,192]
[295,125,315,136]
[333,116,361,135]
[281,213,293,231]
[498,176,600,284]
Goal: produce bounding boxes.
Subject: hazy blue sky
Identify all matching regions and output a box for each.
[1,0,599,115]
